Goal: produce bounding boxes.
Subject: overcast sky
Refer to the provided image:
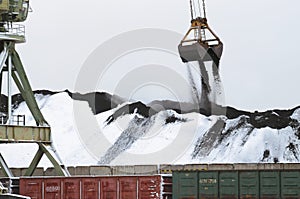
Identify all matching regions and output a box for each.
[16,0,300,111]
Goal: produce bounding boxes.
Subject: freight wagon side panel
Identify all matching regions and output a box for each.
[101,177,117,199]
[260,171,280,199]
[82,178,98,199]
[44,178,62,199]
[138,176,161,199]
[172,171,198,199]
[19,178,42,199]
[199,171,218,199]
[119,176,138,199]
[281,171,300,199]
[219,171,238,199]
[239,171,259,199]
[63,178,80,199]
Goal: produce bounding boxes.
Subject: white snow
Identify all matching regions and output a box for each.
[0,92,299,168]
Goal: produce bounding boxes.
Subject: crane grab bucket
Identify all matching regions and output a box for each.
[178,18,223,65]
[178,42,223,64]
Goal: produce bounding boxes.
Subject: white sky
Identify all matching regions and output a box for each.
[16,0,300,111]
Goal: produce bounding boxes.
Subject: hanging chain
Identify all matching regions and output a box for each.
[192,0,197,19]
[197,0,202,18]
[189,0,194,19]
[202,0,207,18]
[190,0,207,19]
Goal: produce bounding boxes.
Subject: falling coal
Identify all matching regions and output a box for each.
[185,60,224,115]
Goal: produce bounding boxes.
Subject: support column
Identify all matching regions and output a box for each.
[7,52,12,125]
[0,153,13,178]
[12,50,48,126]
[25,143,69,176]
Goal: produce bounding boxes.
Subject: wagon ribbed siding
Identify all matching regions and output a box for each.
[173,169,300,199]
[19,175,169,199]
[13,164,300,198]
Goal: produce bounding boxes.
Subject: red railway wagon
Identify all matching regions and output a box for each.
[19,175,171,199]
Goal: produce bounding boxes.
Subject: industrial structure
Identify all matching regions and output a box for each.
[0,0,68,189]
[0,0,299,198]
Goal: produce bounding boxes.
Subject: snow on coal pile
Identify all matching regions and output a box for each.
[0,90,300,167]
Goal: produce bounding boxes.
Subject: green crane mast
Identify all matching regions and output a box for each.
[0,0,69,187]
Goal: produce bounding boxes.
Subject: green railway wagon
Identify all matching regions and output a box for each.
[198,171,218,198]
[173,169,300,199]
[259,171,280,198]
[219,171,238,198]
[281,171,300,198]
[239,171,259,198]
[173,172,198,199]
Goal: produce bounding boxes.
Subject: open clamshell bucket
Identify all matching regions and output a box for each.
[178,18,223,65]
[178,42,223,63]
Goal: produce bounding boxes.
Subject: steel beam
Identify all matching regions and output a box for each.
[0,125,51,144]
[0,153,13,178]
[0,42,9,73]
[11,50,48,126]
[38,143,67,176]
[24,143,69,176]
[24,147,43,176]
[7,52,12,125]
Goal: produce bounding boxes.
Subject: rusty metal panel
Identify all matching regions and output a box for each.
[14,127,33,140]
[82,177,98,199]
[119,176,137,199]
[19,178,42,199]
[62,178,80,199]
[44,178,62,199]
[138,176,161,199]
[0,125,51,144]
[100,177,117,199]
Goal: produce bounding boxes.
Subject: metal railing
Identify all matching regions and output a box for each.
[0,115,26,126]
[0,24,25,37]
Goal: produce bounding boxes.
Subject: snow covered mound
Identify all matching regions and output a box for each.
[0,90,300,167]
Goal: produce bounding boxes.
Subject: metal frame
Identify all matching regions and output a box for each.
[180,18,221,47]
[0,32,69,178]
[0,153,13,178]
[25,143,68,176]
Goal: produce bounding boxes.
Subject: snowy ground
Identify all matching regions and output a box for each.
[0,91,299,168]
